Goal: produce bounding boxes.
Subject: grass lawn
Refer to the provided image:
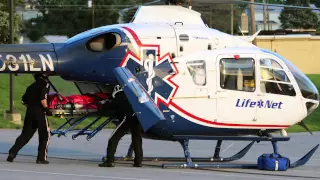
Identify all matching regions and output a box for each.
[0,74,319,132]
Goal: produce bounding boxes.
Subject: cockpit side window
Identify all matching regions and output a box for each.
[260,58,296,96]
[86,32,121,52]
[186,60,206,86]
[219,58,255,92]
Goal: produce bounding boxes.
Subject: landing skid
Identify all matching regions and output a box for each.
[110,135,318,169]
[114,140,255,163]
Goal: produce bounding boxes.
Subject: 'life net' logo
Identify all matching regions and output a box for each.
[236,99,283,109]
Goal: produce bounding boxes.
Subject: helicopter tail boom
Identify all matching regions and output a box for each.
[0,43,59,74]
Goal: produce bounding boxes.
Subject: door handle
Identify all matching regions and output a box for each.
[217,89,227,93]
[210,94,227,99]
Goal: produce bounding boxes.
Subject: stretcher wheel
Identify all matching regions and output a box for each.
[86,136,92,141]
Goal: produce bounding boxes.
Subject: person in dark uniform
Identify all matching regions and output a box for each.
[99,85,143,167]
[7,73,52,164]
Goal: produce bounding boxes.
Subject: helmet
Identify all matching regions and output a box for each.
[33,73,48,81]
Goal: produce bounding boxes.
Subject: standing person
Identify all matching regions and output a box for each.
[99,85,143,167]
[7,74,52,164]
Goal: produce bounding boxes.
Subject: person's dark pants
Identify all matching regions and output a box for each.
[106,115,143,165]
[9,106,50,161]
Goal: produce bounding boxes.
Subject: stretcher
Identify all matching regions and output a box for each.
[48,92,110,118]
[47,79,117,140]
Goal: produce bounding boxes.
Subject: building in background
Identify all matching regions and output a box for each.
[253,4,283,31]
[16,0,42,21]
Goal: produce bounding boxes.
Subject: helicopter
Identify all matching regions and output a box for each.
[0,5,319,169]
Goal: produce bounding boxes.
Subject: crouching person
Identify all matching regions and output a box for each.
[99,85,143,167]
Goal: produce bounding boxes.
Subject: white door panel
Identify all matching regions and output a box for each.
[216,54,258,123]
[216,91,257,122]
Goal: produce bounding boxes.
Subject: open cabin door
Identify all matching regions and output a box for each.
[114,67,166,132]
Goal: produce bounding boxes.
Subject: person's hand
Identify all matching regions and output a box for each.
[45,107,53,116]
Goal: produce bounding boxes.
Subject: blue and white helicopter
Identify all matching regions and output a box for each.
[0,5,319,169]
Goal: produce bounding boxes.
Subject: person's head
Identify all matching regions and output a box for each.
[33,73,48,82]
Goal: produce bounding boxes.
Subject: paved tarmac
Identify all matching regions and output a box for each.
[0,129,318,180]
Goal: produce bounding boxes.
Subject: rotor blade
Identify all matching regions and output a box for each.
[298,121,313,135]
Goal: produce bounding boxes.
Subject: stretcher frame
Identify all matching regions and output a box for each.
[48,78,114,140]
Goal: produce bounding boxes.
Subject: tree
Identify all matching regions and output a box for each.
[310,0,320,7]
[25,0,137,41]
[279,0,319,29]
[0,0,24,44]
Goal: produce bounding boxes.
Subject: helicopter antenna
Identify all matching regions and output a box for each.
[239,26,245,36]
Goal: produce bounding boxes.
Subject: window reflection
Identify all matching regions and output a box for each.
[186,60,206,86]
[260,67,290,82]
[220,58,255,92]
[88,35,104,51]
[87,33,121,52]
[260,58,283,69]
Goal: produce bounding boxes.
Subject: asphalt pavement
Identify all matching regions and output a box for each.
[0,129,318,180]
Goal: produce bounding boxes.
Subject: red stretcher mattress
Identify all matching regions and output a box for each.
[48,92,110,110]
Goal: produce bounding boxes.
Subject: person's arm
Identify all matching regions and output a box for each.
[40,82,52,116]
[41,99,48,109]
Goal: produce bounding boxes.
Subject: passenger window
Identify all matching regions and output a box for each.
[260,58,282,69]
[220,58,255,92]
[260,68,290,82]
[186,60,206,86]
[87,33,121,52]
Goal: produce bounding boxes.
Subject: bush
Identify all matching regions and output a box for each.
[27,28,44,42]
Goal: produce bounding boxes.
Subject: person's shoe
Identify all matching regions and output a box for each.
[36,160,49,164]
[133,163,142,167]
[6,154,15,162]
[99,161,115,167]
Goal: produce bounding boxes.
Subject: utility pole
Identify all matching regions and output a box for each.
[92,0,95,28]
[267,1,270,31]
[5,0,21,124]
[231,4,234,35]
[263,0,267,30]
[9,0,14,114]
[88,0,94,28]
[250,0,257,45]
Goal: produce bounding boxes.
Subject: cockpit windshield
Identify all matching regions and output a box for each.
[262,49,319,101]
